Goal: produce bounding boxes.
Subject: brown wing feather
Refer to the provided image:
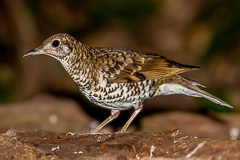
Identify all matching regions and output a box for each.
[140,53,200,79]
[92,48,200,83]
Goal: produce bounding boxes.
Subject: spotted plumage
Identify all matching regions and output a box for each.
[24,33,232,133]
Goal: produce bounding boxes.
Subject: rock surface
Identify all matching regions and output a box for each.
[0,94,240,159]
[0,129,240,160]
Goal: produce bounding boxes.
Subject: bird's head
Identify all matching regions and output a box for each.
[24,33,78,62]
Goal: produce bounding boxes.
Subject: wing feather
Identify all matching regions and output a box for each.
[92,48,200,83]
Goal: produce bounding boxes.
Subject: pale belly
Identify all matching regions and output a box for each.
[80,79,158,111]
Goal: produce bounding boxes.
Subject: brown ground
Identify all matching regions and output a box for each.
[0,94,239,159]
[1,129,240,160]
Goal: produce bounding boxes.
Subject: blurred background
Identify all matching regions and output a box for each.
[0,0,239,138]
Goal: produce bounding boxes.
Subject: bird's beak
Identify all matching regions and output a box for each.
[23,48,37,58]
[23,47,46,58]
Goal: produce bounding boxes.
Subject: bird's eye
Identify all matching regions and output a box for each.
[52,40,60,47]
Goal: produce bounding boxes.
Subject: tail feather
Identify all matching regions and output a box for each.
[186,82,232,108]
[161,75,233,108]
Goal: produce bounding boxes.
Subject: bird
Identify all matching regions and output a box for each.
[23,33,232,134]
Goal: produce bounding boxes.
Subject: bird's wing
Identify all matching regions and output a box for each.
[92,48,200,83]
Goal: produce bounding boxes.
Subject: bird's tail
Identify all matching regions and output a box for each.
[160,75,232,108]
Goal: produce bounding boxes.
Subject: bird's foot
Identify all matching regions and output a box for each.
[114,129,127,134]
[66,130,112,136]
[66,132,88,136]
[88,129,109,135]
[88,129,101,134]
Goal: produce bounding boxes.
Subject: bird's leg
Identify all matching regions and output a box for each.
[90,110,120,134]
[117,102,143,133]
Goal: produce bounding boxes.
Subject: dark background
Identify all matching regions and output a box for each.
[0,0,239,118]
